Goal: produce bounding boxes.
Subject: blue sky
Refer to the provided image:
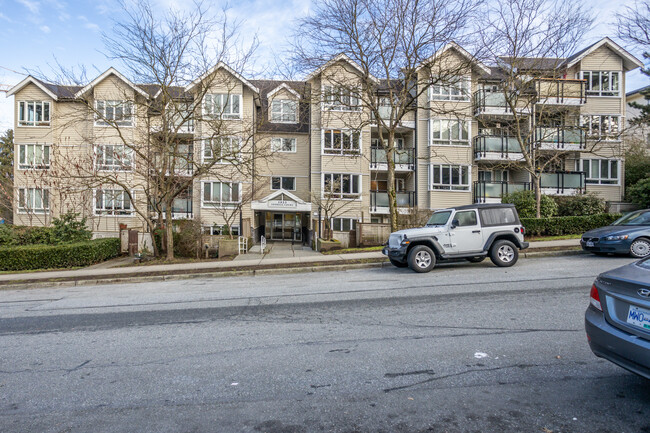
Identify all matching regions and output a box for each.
[1,0,647,131]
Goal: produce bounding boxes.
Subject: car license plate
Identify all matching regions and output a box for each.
[586,241,594,247]
[627,305,650,331]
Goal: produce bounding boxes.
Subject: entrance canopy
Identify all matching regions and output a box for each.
[251,189,311,213]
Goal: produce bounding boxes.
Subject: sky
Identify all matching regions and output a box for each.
[0,0,647,131]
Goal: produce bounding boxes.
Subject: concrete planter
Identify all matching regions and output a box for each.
[318,238,342,253]
[218,239,239,257]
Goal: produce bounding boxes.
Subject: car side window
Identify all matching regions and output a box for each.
[455,210,478,227]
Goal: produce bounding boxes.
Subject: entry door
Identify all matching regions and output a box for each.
[272,214,283,240]
[450,210,484,254]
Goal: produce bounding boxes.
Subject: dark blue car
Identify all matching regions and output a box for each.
[581,209,650,258]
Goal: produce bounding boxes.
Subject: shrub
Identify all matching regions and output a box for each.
[520,213,621,237]
[173,220,203,258]
[13,226,54,245]
[552,193,606,217]
[51,212,92,244]
[0,225,17,246]
[624,153,650,190]
[502,190,558,218]
[627,178,650,208]
[0,238,121,271]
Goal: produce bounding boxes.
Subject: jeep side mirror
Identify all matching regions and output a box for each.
[451,219,459,228]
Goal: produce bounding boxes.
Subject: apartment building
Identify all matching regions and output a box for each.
[7,37,643,244]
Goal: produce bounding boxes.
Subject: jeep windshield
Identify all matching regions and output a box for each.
[426,211,451,226]
[611,210,650,226]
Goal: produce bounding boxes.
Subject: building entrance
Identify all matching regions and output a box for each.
[266,212,302,241]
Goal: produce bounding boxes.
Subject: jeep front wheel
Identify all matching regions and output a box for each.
[407,245,436,273]
[489,240,518,267]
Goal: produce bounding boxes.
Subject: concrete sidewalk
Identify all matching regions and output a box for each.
[0,238,582,288]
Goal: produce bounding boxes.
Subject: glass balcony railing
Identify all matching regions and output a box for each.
[540,172,585,193]
[370,147,415,169]
[535,79,586,105]
[474,135,524,158]
[473,90,513,115]
[473,182,530,203]
[370,191,415,211]
[535,126,586,150]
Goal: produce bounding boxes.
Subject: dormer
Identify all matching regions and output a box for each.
[267,83,301,123]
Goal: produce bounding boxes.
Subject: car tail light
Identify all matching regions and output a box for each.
[590,284,602,311]
[521,226,525,235]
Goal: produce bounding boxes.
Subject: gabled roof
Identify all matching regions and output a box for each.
[75,67,150,99]
[417,42,491,75]
[267,82,302,100]
[185,62,259,94]
[6,76,60,100]
[560,37,644,71]
[305,53,379,83]
[627,84,650,98]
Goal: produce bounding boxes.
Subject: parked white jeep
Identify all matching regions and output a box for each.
[382,204,529,273]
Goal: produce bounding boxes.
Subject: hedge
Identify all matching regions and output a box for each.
[0,238,121,271]
[521,213,622,237]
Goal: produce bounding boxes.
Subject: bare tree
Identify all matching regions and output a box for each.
[291,0,483,231]
[43,0,266,259]
[477,0,594,217]
[311,176,359,240]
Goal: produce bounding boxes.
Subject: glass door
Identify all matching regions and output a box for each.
[272,213,283,240]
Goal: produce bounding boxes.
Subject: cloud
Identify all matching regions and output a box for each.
[17,0,40,14]
[0,12,12,22]
[77,15,100,32]
[40,25,51,33]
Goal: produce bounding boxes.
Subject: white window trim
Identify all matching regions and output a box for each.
[17,101,51,127]
[94,144,135,172]
[202,224,240,236]
[201,181,243,208]
[93,188,135,217]
[579,71,621,97]
[321,172,363,200]
[581,114,622,141]
[429,118,472,147]
[202,136,242,164]
[321,129,363,156]
[202,93,243,120]
[18,143,51,170]
[270,176,297,191]
[427,163,472,192]
[17,187,50,214]
[321,84,362,112]
[271,137,297,153]
[94,100,134,127]
[331,217,358,232]
[578,158,621,186]
[428,76,472,102]
[269,99,298,124]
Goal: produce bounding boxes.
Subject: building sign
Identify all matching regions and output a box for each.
[269,199,297,208]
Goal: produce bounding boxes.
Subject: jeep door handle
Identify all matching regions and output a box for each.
[472,230,481,234]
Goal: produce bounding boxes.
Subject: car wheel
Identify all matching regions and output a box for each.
[630,238,650,258]
[466,256,486,263]
[407,245,436,273]
[389,258,408,268]
[489,240,518,267]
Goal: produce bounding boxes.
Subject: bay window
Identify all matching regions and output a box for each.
[95,189,133,215]
[203,93,241,119]
[581,115,620,140]
[430,119,470,146]
[580,71,620,97]
[203,137,241,162]
[18,188,49,213]
[95,100,133,126]
[323,173,361,199]
[18,101,50,126]
[95,144,133,171]
[577,159,619,185]
[203,182,241,207]
[323,129,361,155]
[430,77,471,101]
[429,164,471,191]
[18,144,50,169]
[323,85,360,111]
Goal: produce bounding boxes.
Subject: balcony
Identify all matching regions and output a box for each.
[473,90,529,117]
[540,171,585,196]
[370,147,415,171]
[473,182,530,204]
[371,106,415,129]
[474,135,525,161]
[534,79,586,105]
[158,194,193,220]
[370,191,415,214]
[535,126,585,151]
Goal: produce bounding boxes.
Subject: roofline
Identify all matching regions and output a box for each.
[562,37,644,71]
[6,76,59,100]
[185,62,260,94]
[74,67,150,99]
[305,53,379,83]
[627,84,650,97]
[267,83,302,100]
[416,42,491,75]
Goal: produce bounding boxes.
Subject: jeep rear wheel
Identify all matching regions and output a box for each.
[389,258,408,268]
[407,245,436,273]
[489,240,518,267]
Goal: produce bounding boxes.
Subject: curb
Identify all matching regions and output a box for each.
[0,248,585,291]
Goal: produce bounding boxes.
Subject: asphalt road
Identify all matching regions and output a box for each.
[0,254,648,433]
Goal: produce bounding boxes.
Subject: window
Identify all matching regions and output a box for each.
[203,137,241,163]
[323,173,361,199]
[323,129,361,155]
[95,145,133,171]
[18,101,50,126]
[270,99,297,122]
[95,189,133,215]
[95,100,133,126]
[430,77,471,101]
[331,217,357,232]
[203,182,241,207]
[581,115,620,140]
[479,207,517,226]
[430,119,470,146]
[271,176,296,191]
[203,93,241,119]
[18,188,49,214]
[323,85,360,111]
[578,159,619,185]
[271,138,297,152]
[454,210,478,227]
[429,164,470,191]
[203,224,240,236]
[18,144,50,169]
[580,71,620,97]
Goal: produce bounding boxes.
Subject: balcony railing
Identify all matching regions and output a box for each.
[534,78,586,105]
[535,126,586,150]
[474,135,524,160]
[370,190,415,213]
[540,171,586,195]
[473,182,531,203]
[370,147,415,170]
[473,90,523,116]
